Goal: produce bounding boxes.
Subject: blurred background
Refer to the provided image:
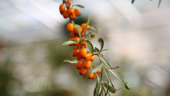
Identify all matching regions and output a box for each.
[0,0,170,96]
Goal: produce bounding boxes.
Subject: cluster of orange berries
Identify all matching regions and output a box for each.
[59,0,101,79]
[59,0,81,20]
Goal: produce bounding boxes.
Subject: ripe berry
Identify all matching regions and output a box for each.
[76,60,83,69]
[63,11,69,18]
[88,73,96,79]
[67,23,74,32]
[85,53,92,61]
[80,48,88,58]
[67,8,75,15]
[79,68,88,76]
[90,55,95,61]
[70,13,76,20]
[66,0,71,7]
[81,23,90,31]
[59,4,66,14]
[96,69,101,74]
[72,47,80,57]
[81,31,85,36]
[71,37,80,43]
[80,42,87,48]
[70,32,74,37]
[74,26,83,34]
[75,9,81,16]
[84,60,92,69]
[76,55,82,60]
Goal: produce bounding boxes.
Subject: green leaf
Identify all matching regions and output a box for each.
[85,30,97,34]
[158,0,162,7]
[88,64,103,74]
[103,83,116,93]
[86,17,90,26]
[98,38,104,52]
[109,69,122,83]
[99,56,112,68]
[62,40,78,46]
[85,40,93,52]
[104,69,116,91]
[64,59,78,64]
[93,76,101,96]
[77,27,82,38]
[131,0,135,4]
[90,26,97,32]
[102,49,109,52]
[123,81,130,90]
[85,34,96,40]
[94,47,100,53]
[72,4,85,8]
[111,66,120,70]
[74,24,81,27]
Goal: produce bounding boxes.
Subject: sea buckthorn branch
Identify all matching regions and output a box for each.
[59,0,129,95]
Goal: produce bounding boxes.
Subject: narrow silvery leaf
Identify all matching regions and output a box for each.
[109,69,122,82]
[123,81,130,90]
[86,17,90,26]
[93,76,101,96]
[131,0,135,4]
[94,47,100,53]
[90,26,97,32]
[158,0,162,7]
[85,40,93,52]
[72,4,85,8]
[98,38,104,52]
[64,59,78,64]
[99,56,112,68]
[85,30,97,34]
[103,83,116,93]
[62,40,78,46]
[102,49,109,52]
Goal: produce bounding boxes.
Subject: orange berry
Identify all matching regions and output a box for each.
[66,0,71,7]
[72,47,80,57]
[76,55,82,60]
[90,55,95,61]
[69,37,80,46]
[81,31,85,36]
[74,26,82,34]
[81,23,90,31]
[96,69,101,74]
[75,9,81,16]
[71,37,80,43]
[84,60,92,69]
[76,60,83,69]
[74,37,80,42]
[81,42,87,48]
[70,13,76,20]
[63,11,69,18]
[59,4,66,14]
[70,32,74,37]
[79,68,88,76]
[85,53,92,61]
[67,23,74,32]
[88,73,96,79]
[67,8,75,15]
[80,48,88,58]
